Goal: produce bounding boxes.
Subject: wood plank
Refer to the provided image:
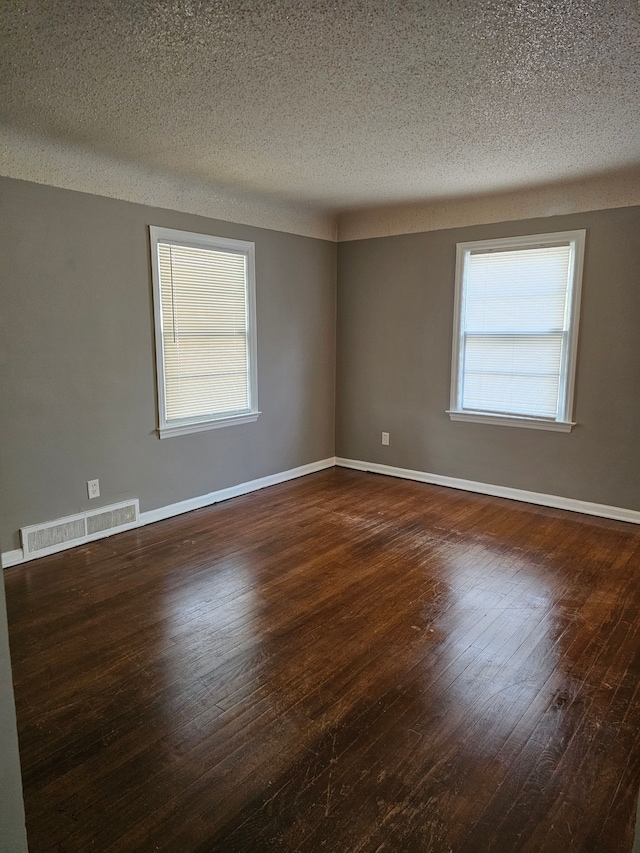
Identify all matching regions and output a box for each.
[5,468,640,851]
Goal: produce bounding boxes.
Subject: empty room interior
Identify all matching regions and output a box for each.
[1,1,640,851]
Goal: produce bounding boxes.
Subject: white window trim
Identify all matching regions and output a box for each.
[447,229,586,432]
[150,226,260,439]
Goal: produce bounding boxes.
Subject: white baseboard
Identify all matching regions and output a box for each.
[335,458,640,525]
[5,453,637,569]
[139,457,336,525]
[2,456,337,568]
[1,550,24,569]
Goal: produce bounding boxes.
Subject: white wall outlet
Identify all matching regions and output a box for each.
[87,479,100,499]
[381,432,390,446]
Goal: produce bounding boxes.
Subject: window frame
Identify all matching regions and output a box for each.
[447,229,586,432]
[150,225,260,439]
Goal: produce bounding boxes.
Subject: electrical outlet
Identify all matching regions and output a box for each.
[381,432,390,446]
[87,479,100,499]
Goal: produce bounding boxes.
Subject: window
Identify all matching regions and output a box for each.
[448,230,585,432]
[150,226,259,438]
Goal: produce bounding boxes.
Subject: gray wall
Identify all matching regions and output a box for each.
[336,206,640,511]
[0,177,337,552]
[0,569,28,852]
[3,177,639,554]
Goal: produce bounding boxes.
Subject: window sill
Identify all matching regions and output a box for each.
[446,410,575,433]
[158,411,261,439]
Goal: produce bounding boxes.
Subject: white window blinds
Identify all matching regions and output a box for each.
[150,227,259,438]
[462,245,570,418]
[450,231,585,430]
[159,243,249,420]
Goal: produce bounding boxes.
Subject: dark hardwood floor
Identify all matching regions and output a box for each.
[5,468,640,852]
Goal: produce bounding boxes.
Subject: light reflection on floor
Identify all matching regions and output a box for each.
[161,557,257,718]
[426,541,559,751]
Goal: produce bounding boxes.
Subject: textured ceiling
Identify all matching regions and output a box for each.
[1,0,639,212]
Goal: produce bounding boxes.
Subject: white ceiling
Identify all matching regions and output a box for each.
[1,0,639,214]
